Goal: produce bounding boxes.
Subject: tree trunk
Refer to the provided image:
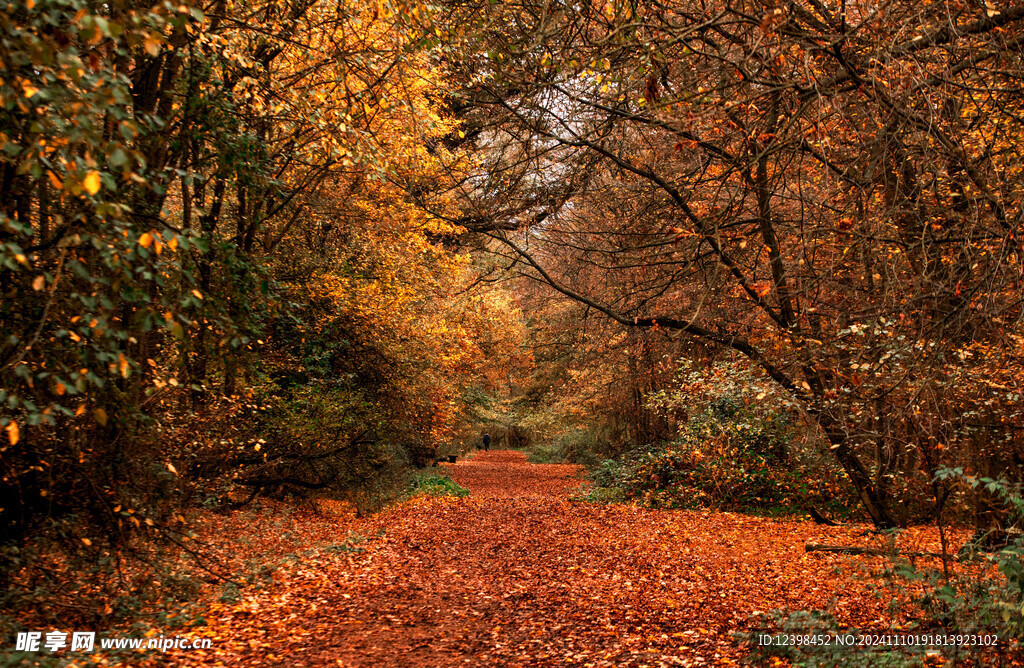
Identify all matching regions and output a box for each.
[822,422,898,529]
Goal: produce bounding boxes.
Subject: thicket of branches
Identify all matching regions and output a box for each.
[423,0,1024,534]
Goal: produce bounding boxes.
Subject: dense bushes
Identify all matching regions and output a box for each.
[588,399,857,515]
[527,429,611,467]
[407,472,469,499]
[923,472,1024,643]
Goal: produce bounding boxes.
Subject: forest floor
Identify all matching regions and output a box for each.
[123,451,979,667]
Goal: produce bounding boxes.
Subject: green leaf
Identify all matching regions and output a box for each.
[109,148,128,168]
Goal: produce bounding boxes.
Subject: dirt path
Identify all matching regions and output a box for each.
[171,451,946,667]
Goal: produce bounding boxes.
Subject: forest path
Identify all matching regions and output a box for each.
[172,451,921,667]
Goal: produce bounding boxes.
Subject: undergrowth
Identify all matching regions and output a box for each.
[527,430,609,467]
[407,472,469,498]
[743,471,1024,665]
[586,399,854,516]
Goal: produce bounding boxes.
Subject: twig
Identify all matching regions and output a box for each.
[805,543,950,559]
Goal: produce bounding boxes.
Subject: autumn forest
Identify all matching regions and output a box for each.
[2,0,1024,664]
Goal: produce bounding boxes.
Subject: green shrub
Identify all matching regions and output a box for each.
[920,470,1023,645]
[555,429,613,467]
[585,471,625,504]
[527,442,567,464]
[407,473,469,498]
[586,402,855,514]
[525,428,613,466]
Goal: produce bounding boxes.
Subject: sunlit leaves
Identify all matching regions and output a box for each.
[5,421,19,445]
[82,171,101,195]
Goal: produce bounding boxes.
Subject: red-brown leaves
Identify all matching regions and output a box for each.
[144,452,968,667]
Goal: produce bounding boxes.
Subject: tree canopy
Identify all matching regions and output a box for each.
[2,0,1024,644]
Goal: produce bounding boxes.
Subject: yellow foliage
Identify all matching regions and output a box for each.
[82,170,101,195]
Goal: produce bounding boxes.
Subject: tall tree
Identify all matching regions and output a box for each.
[428,0,1024,529]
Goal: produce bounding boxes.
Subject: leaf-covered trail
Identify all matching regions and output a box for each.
[172,451,942,667]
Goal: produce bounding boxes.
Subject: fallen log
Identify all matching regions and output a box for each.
[805,543,950,559]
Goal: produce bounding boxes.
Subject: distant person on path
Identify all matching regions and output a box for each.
[482,432,491,451]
